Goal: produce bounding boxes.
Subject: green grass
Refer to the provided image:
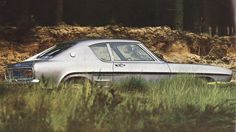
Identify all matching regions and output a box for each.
[0,76,235,132]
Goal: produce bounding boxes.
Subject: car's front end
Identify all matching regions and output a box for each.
[167,63,233,82]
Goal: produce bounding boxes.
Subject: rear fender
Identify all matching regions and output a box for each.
[59,73,93,85]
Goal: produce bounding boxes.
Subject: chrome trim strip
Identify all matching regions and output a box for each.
[64,72,232,77]
[107,43,114,61]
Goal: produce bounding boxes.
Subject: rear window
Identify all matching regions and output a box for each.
[90,43,111,61]
[37,41,77,59]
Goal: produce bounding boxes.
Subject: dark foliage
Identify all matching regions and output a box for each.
[0,0,234,35]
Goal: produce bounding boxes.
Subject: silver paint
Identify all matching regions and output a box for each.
[5,39,233,85]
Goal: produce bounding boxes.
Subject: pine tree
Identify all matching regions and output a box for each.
[54,0,63,25]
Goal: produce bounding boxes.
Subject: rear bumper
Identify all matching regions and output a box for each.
[5,73,40,84]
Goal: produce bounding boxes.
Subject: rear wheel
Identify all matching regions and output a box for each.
[64,77,92,89]
[62,77,92,102]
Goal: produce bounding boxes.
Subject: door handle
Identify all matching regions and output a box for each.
[115,63,126,67]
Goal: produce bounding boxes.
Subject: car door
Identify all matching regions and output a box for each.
[109,42,171,82]
[89,43,113,83]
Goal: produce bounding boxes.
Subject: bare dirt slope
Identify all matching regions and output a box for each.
[0,25,236,80]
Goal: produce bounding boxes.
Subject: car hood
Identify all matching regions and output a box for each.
[167,63,232,76]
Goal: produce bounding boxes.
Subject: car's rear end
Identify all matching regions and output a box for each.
[5,61,39,83]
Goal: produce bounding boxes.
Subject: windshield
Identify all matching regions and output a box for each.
[37,41,77,59]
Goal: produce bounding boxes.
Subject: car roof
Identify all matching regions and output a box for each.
[71,39,140,46]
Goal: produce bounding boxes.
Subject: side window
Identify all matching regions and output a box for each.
[90,43,111,61]
[110,43,154,61]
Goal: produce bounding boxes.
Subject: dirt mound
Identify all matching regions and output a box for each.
[0,25,236,79]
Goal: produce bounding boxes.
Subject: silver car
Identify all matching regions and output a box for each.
[5,39,233,86]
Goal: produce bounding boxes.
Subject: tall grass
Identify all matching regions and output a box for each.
[0,76,235,132]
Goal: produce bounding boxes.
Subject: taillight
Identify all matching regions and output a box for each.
[24,70,33,78]
[6,68,33,81]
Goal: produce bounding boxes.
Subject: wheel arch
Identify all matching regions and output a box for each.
[59,73,93,85]
[197,76,215,82]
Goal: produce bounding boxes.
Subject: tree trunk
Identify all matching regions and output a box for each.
[54,0,63,25]
[154,0,161,25]
[17,0,31,27]
[174,0,183,30]
[16,0,32,42]
[192,0,201,33]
